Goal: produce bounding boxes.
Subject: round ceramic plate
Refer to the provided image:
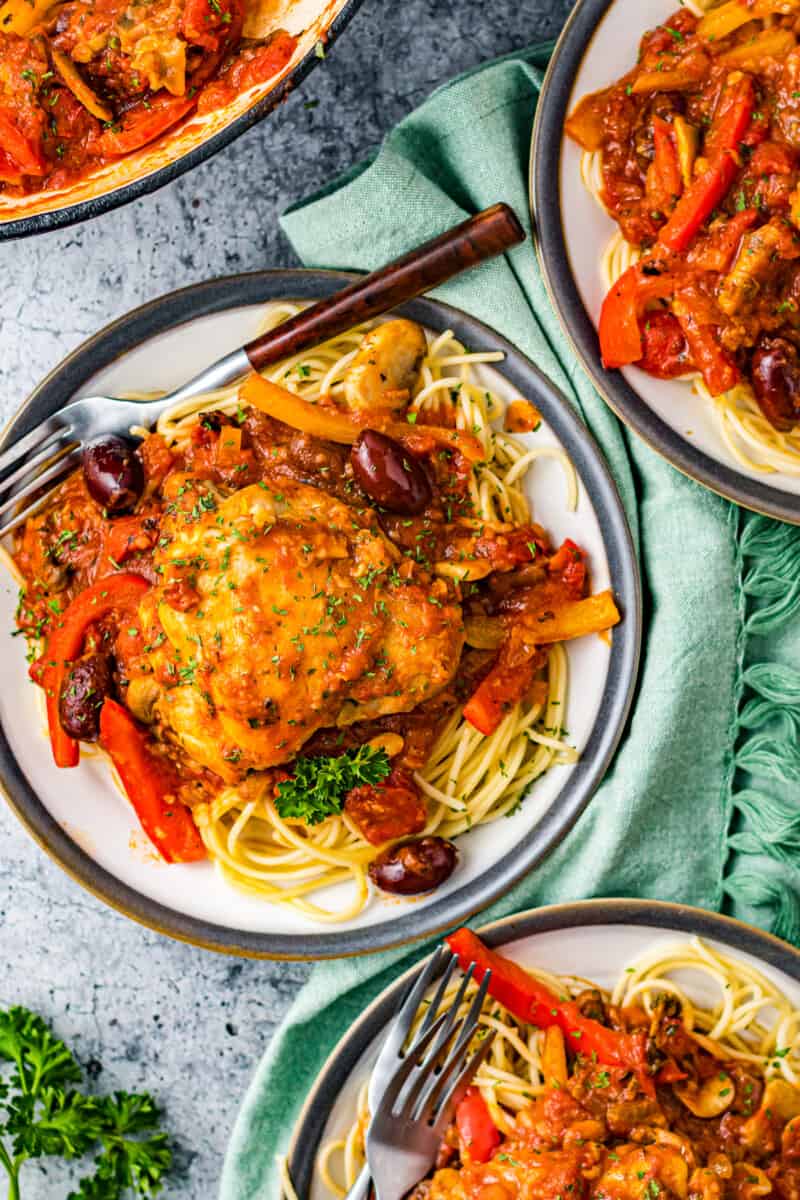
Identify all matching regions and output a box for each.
[285,899,800,1199]
[532,0,800,525]
[0,0,364,241]
[0,270,640,958]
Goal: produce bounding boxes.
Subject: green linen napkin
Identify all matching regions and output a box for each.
[221,45,800,1200]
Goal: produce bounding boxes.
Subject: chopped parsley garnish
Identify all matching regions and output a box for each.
[274,745,390,825]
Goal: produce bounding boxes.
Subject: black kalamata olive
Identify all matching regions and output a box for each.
[351,429,432,515]
[82,436,145,513]
[751,336,800,432]
[59,653,114,741]
[369,835,458,896]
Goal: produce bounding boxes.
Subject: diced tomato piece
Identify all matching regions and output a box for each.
[750,142,797,177]
[0,147,22,183]
[344,767,426,845]
[548,539,587,597]
[638,310,693,380]
[182,0,238,51]
[104,514,158,569]
[463,658,538,736]
[0,106,45,175]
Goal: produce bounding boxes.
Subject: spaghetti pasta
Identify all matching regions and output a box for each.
[310,935,800,1198]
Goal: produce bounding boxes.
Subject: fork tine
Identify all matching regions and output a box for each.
[399,980,473,1116]
[0,444,80,521]
[0,417,65,486]
[0,448,82,538]
[399,961,476,1112]
[430,1030,497,1136]
[450,967,492,1060]
[415,952,459,1043]
[0,429,73,500]
[383,947,452,1063]
[411,969,491,1120]
[378,1011,450,1118]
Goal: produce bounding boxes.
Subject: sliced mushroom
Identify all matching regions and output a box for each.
[242,0,283,39]
[675,1072,736,1118]
[759,1079,800,1122]
[343,319,428,416]
[52,49,113,122]
[464,614,504,650]
[125,676,162,724]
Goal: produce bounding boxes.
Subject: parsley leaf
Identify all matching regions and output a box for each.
[0,1006,171,1198]
[275,745,390,825]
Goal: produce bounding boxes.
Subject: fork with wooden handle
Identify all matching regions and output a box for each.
[0,203,525,538]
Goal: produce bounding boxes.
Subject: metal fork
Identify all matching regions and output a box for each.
[343,946,466,1200]
[364,976,496,1200]
[0,204,525,538]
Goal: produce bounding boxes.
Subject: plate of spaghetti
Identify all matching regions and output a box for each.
[533,0,800,522]
[0,270,638,957]
[280,899,800,1200]
[0,0,363,239]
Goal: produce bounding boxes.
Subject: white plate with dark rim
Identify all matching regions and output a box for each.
[0,270,640,959]
[282,898,800,1200]
[532,0,800,525]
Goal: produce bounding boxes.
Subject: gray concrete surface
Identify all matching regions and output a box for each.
[0,2,573,1194]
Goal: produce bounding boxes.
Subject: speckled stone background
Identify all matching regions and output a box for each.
[0,2,573,1194]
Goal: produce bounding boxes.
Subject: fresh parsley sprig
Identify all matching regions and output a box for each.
[275,745,391,825]
[0,1007,171,1200]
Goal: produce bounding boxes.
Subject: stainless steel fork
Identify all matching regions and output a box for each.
[0,203,525,538]
[364,975,496,1200]
[343,945,467,1200]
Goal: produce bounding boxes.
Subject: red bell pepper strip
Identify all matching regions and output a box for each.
[651,116,683,206]
[704,74,755,164]
[674,300,740,395]
[94,95,195,157]
[599,265,644,369]
[456,1088,501,1163]
[446,929,653,1093]
[99,699,206,863]
[658,155,739,254]
[660,75,754,253]
[34,573,149,768]
[599,265,676,369]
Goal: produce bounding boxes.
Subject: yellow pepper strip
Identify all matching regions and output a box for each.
[719,28,796,68]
